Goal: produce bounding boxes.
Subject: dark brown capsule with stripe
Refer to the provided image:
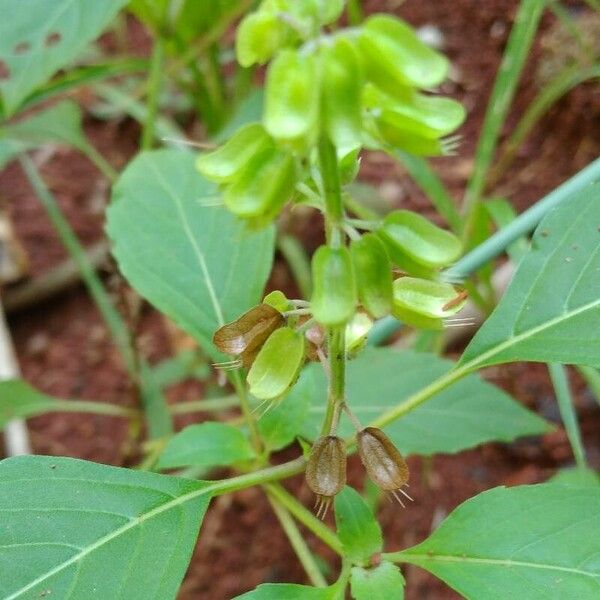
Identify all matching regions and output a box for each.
[305,435,347,519]
[357,427,412,507]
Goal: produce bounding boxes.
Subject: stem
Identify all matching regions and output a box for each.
[19,155,136,376]
[462,0,546,237]
[277,234,313,298]
[52,400,139,418]
[80,143,118,183]
[230,369,262,454]
[264,483,344,555]
[168,395,239,415]
[267,495,329,587]
[318,136,348,437]
[141,36,165,150]
[548,363,587,469]
[578,366,600,408]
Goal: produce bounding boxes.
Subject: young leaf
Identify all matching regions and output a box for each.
[398,484,600,599]
[106,150,275,360]
[0,0,129,116]
[0,455,212,599]
[334,486,383,563]
[350,562,405,600]
[0,100,89,168]
[460,184,600,370]
[298,347,550,455]
[157,422,255,470]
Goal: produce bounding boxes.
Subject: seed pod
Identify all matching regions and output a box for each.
[321,37,363,151]
[377,210,462,271]
[196,123,271,183]
[236,11,291,67]
[363,83,466,141]
[345,312,373,355]
[305,435,347,519]
[247,327,305,400]
[357,427,411,506]
[392,276,467,330]
[223,146,297,222]
[359,15,448,95]
[310,246,357,326]
[213,304,284,357]
[350,233,393,318]
[264,49,319,151]
[262,290,292,313]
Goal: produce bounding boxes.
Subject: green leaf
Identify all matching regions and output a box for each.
[550,467,600,487]
[0,379,62,427]
[0,0,128,116]
[257,368,312,451]
[398,484,600,599]
[106,150,275,359]
[0,100,88,168]
[460,185,600,370]
[350,562,405,600]
[334,486,382,563]
[234,583,339,599]
[157,422,255,469]
[0,455,212,599]
[298,347,550,455]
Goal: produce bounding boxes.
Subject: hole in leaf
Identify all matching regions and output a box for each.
[45,31,62,47]
[0,60,10,80]
[14,41,31,54]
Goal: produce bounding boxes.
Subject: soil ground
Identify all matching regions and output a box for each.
[1,0,599,598]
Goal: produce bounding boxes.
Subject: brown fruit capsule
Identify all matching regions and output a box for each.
[357,427,412,507]
[305,435,347,519]
[213,304,284,357]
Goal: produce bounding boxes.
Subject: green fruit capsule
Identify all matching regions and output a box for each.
[345,312,373,354]
[378,210,462,269]
[310,246,357,326]
[374,120,459,157]
[359,15,449,95]
[306,435,347,519]
[363,84,466,140]
[247,327,305,400]
[264,49,319,151]
[236,11,292,67]
[224,146,297,221]
[321,37,363,152]
[262,290,292,313]
[350,233,393,319]
[392,277,467,330]
[213,304,285,356]
[196,123,271,183]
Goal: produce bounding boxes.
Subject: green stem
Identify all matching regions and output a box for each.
[264,483,344,555]
[318,135,348,437]
[278,234,313,299]
[230,369,262,454]
[52,400,139,418]
[141,36,165,150]
[19,155,136,376]
[267,495,329,587]
[548,363,587,469]
[462,0,546,236]
[168,395,239,415]
[578,366,600,408]
[80,143,118,183]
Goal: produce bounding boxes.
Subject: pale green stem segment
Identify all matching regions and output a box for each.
[19,155,137,377]
[548,364,587,469]
[168,395,239,414]
[266,494,329,587]
[141,36,166,150]
[317,136,348,437]
[230,369,263,455]
[265,483,344,556]
[578,366,600,408]
[462,0,546,234]
[51,400,138,419]
[278,234,313,298]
